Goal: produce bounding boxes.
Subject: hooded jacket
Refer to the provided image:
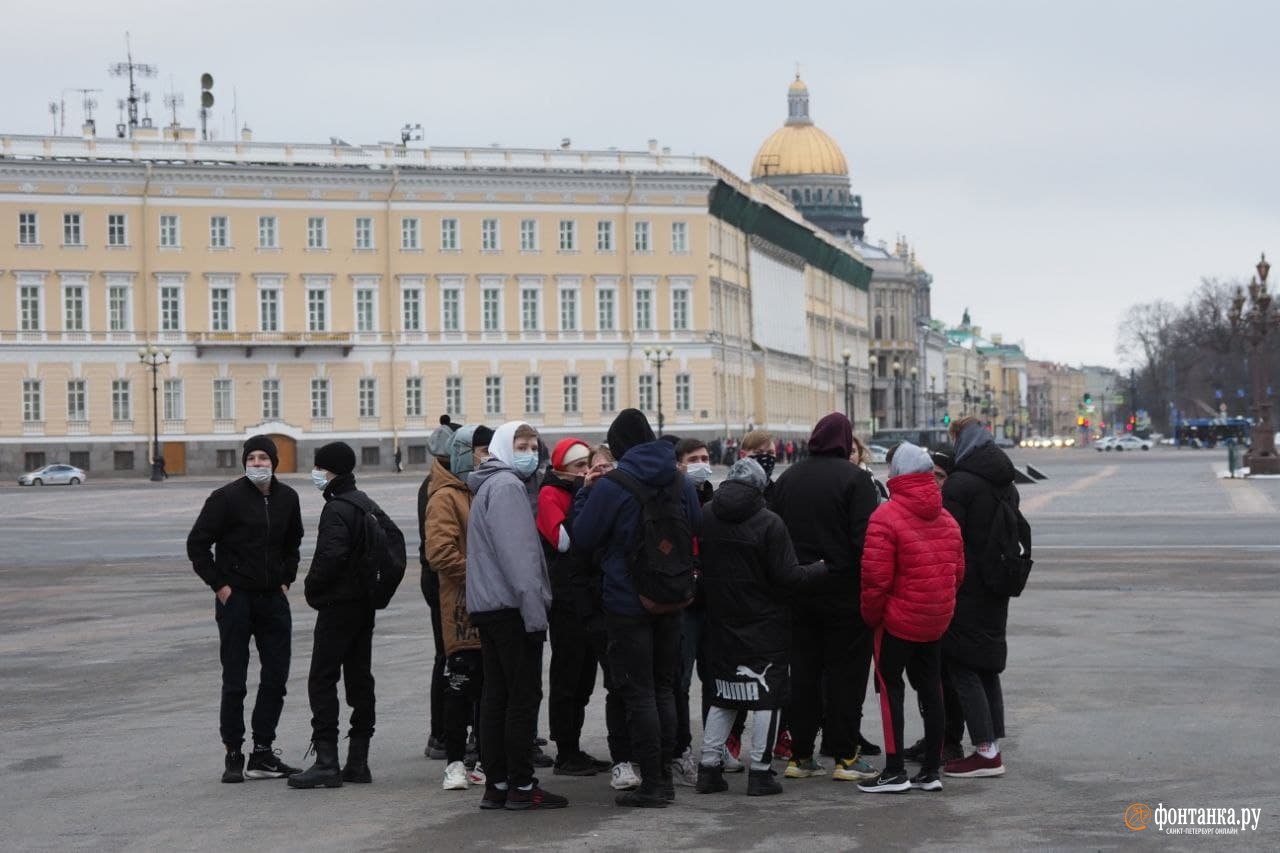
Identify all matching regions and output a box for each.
[465,421,552,633]
[426,457,481,654]
[570,439,701,617]
[187,475,303,592]
[699,479,825,709]
[304,473,372,609]
[942,436,1020,672]
[860,471,965,642]
[536,470,591,604]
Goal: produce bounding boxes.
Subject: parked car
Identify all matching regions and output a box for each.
[867,444,889,464]
[18,464,87,486]
[1095,436,1120,452]
[1113,435,1152,452]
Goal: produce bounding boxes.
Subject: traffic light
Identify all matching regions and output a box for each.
[1083,418,1090,428]
[942,413,951,425]
[1126,415,1135,432]
[1083,393,1093,406]
[1077,416,1085,427]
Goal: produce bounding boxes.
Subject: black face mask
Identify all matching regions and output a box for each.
[752,452,776,479]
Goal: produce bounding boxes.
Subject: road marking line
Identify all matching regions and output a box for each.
[1020,465,1117,514]
[1215,464,1278,514]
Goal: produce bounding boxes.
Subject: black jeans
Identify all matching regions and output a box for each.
[423,570,446,741]
[873,629,944,773]
[587,627,632,764]
[918,661,966,747]
[443,650,483,764]
[548,601,598,756]
[477,613,545,788]
[949,663,1005,746]
[307,603,376,743]
[216,588,291,749]
[606,611,681,789]
[787,601,871,761]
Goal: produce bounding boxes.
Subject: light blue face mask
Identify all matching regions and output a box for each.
[311,469,329,491]
[512,451,539,479]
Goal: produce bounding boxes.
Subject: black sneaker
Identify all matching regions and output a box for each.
[505,784,569,810]
[222,750,245,784]
[246,747,301,779]
[696,763,728,794]
[909,770,943,792]
[424,735,446,760]
[747,768,783,796]
[858,734,882,757]
[479,785,508,810]
[615,788,668,808]
[529,744,554,768]
[858,769,911,793]
[582,751,612,772]
[902,738,927,763]
[553,751,598,777]
[943,741,964,764]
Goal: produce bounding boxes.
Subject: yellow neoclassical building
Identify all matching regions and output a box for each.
[0,131,871,475]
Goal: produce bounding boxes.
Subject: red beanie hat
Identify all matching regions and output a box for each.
[551,438,591,471]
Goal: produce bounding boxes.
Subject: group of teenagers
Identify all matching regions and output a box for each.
[189,406,1026,811]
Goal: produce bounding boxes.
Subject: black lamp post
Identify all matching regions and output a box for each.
[892,359,902,427]
[842,349,853,429]
[1228,253,1280,475]
[868,354,880,432]
[137,343,172,482]
[909,365,918,428]
[644,346,673,435]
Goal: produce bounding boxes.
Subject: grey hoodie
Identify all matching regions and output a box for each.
[464,421,552,632]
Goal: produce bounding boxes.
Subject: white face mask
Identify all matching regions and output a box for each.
[245,465,272,485]
[311,469,329,491]
[685,462,713,485]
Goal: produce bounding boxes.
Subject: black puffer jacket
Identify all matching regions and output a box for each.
[187,477,303,592]
[700,479,826,710]
[304,474,371,610]
[942,442,1019,672]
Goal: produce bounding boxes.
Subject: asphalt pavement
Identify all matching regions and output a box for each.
[2,448,1278,851]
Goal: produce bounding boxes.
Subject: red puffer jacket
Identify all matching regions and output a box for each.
[860,471,965,642]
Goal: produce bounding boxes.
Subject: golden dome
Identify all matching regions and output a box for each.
[789,75,808,93]
[751,124,849,178]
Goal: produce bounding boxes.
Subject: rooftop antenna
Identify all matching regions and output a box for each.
[163,76,184,139]
[68,88,102,133]
[108,32,157,136]
[116,98,128,137]
[141,91,153,126]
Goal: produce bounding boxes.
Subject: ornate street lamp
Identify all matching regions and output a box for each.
[869,354,879,432]
[644,346,674,435]
[909,365,919,428]
[892,359,903,428]
[1228,253,1280,474]
[842,349,853,429]
[137,343,172,481]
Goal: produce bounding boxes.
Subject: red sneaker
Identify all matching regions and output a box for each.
[943,752,1005,778]
[773,729,793,761]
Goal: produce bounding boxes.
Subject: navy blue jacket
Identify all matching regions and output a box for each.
[571,440,701,617]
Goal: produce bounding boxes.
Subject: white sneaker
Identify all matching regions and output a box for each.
[610,761,641,790]
[722,745,744,773]
[672,746,698,787]
[467,761,486,786]
[442,760,469,790]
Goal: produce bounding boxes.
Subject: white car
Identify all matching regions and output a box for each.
[1095,436,1120,452]
[1113,435,1152,451]
[867,444,889,464]
[18,463,87,486]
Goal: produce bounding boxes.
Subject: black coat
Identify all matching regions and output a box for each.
[942,442,1019,673]
[187,476,303,592]
[700,480,825,709]
[304,475,371,610]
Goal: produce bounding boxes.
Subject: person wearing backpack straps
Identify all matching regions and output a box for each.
[291,442,382,789]
[939,417,1026,779]
[571,409,702,808]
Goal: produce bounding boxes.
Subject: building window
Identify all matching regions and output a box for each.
[213,378,233,420]
[634,289,653,331]
[520,219,538,251]
[22,379,43,422]
[356,288,377,333]
[210,287,231,332]
[401,217,420,250]
[108,213,128,247]
[563,375,580,414]
[355,216,374,250]
[26,451,48,471]
[485,376,503,416]
[559,288,578,332]
[441,288,461,332]
[407,445,427,465]
[598,288,616,331]
[638,374,655,411]
[307,216,326,249]
[873,316,883,339]
[63,212,83,246]
[209,215,229,248]
[216,449,237,468]
[482,288,502,332]
[69,451,90,470]
[675,373,691,411]
[482,218,500,250]
[19,285,42,331]
[113,450,135,471]
[402,287,422,332]
[111,379,132,421]
[633,220,651,252]
[445,376,463,416]
[596,219,614,252]
[672,288,690,331]
[159,214,180,247]
[307,288,328,332]
[160,286,182,332]
[109,285,130,331]
[259,288,280,332]
[524,375,541,414]
[358,377,377,418]
[405,376,423,418]
[521,287,541,331]
[671,221,688,253]
[261,379,280,420]
[67,379,87,421]
[19,212,38,245]
[311,378,331,419]
[258,215,278,248]
[64,284,85,331]
[558,219,577,251]
[163,379,184,421]
[361,446,381,467]
[440,218,459,251]
[600,375,617,413]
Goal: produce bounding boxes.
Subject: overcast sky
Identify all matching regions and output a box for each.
[6,0,1279,367]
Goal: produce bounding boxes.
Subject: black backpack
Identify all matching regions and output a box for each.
[606,469,696,614]
[335,492,407,610]
[980,487,1033,598]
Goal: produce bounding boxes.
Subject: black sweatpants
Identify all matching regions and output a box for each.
[873,628,944,773]
[477,612,544,789]
[606,611,681,790]
[949,662,1005,746]
[423,569,447,741]
[443,649,483,764]
[787,602,871,761]
[308,603,376,743]
[216,588,292,749]
[916,661,966,747]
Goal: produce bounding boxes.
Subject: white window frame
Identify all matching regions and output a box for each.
[111,379,132,421]
[208,275,235,333]
[440,282,463,334]
[213,378,233,420]
[258,215,278,249]
[159,214,180,248]
[405,376,424,418]
[61,274,88,333]
[305,278,331,333]
[257,277,283,333]
[261,378,281,421]
[485,375,503,416]
[209,215,230,249]
[675,373,692,412]
[106,275,133,333]
[18,211,39,245]
[519,218,538,252]
[558,281,580,333]
[520,283,542,332]
[482,285,504,333]
[671,221,689,253]
[354,281,379,334]
[440,217,459,251]
[22,379,43,422]
[163,378,185,421]
[671,283,692,332]
[158,279,185,333]
[355,216,375,250]
[562,374,580,414]
[62,212,84,246]
[633,220,651,253]
[445,375,463,417]
[307,216,327,250]
[358,376,378,418]
[400,279,424,332]
[596,279,617,332]
[638,374,655,411]
[482,218,500,251]
[18,276,44,332]
[596,219,614,252]
[401,217,420,250]
[558,219,577,252]
[67,379,87,422]
[600,374,617,413]
[524,375,542,414]
[107,212,128,247]
[311,377,331,419]
[634,284,654,332]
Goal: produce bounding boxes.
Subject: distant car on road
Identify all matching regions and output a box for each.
[18,464,87,486]
[1095,436,1120,452]
[867,444,889,464]
[1113,435,1152,452]
[994,436,1016,448]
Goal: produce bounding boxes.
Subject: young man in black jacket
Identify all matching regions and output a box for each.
[187,434,304,783]
[291,442,379,789]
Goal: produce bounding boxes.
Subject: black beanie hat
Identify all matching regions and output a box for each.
[471,425,494,450]
[242,434,279,469]
[314,441,356,476]
[607,408,656,460]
